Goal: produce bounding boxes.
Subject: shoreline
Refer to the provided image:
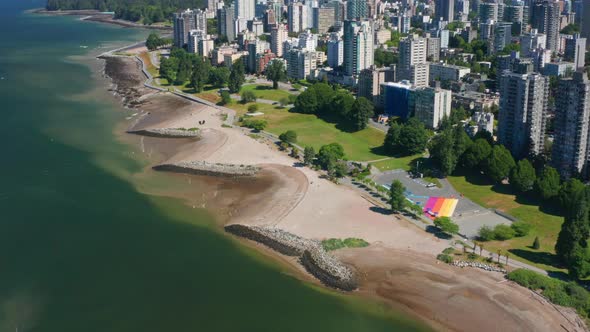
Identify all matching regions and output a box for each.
[32,8,172,30]
[95,45,587,332]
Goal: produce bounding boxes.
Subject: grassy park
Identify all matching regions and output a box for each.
[239,84,293,101]
[447,170,565,273]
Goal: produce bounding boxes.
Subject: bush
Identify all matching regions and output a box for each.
[442,247,455,255]
[321,238,369,251]
[533,236,541,249]
[247,104,259,113]
[433,216,459,234]
[478,226,495,241]
[437,253,454,264]
[511,221,532,237]
[220,90,231,105]
[467,253,478,260]
[279,130,297,144]
[241,90,256,103]
[493,224,516,240]
[241,119,267,131]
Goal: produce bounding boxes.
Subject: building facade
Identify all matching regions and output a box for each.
[343,20,374,76]
[397,34,429,87]
[414,86,452,129]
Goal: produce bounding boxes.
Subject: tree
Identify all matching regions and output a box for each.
[317,143,345,170]
[535,166,561,200]
[434,217,459,234]
[478,226,495,241]
[209,66,230,88]
[228,58,246,93]
[510,159,536,193]
[241,90,256,103]
[555,190,590,278]
[242,119,267,131]
[485,145,516,182]
[279,130,297,144]
[265,60,286,89]
[383,118,429,156]
[146,33,166,51]
[312,83,336,113]
[190,56,210,93]
[159,56,179,83]
[331,161,348,178]
[330,90,355,118]
[294,88,318,114]
[493,224,516,240]
[511,221,531,237]
[279,97,289,107]
[348,97,374,131]
[247,104,259,113]
[532,236,541,250]
[220,90,231,105]
[462,138,492,168]
[389,180,407,211]
[558,178,585,211]
[303,146,316,165]
[408,203,423,217]
[429,129,457,176]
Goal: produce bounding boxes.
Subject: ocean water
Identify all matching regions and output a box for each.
[0,1,429,331]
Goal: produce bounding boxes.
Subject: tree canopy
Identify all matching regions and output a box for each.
[228,58,246,93]
[389,180,406,211]
[383,118,429,156]
[265,60,286,89]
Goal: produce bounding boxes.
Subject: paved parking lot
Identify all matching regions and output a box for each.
[373,170,510,238]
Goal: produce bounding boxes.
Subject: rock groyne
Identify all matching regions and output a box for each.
[153,161,260,177]
[225,224,357,291]
[128,128,201,138]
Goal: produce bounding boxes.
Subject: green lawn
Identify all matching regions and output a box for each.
[240,84,293,101]
[371,155,422,171]
[230,103,388,161]
[447,170,566,273]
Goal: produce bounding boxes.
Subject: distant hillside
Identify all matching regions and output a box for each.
[45,0,205,24]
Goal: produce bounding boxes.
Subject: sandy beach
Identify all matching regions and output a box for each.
[103,55,587,332]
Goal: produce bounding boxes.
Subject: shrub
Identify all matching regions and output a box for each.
[478,226,495,241]
[433,216,459,234]
[493,224,516,240]
[241,90,256,103]
[442,247,455,255]
[511,221,532,237]
[241,119,267,131]
[220,90,231,105]
[467,253,478,260]
[247,104,259,113]
[437,253,453,264]
[533,236,541,249]
[279,130,297,144]
[279,97,289,106]
[321,238,369,251]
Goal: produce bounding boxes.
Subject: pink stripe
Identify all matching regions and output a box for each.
[425,197,437,210]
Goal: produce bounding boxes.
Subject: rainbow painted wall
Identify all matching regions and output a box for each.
[424,197,458,217]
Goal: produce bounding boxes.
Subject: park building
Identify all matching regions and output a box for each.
[498,71,549,159]
[552,71,590,179]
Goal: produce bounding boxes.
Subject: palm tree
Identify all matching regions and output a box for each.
[497,250,502,264]
[505,253,510,265]
[473,241,477,253]
[479,243,484,256]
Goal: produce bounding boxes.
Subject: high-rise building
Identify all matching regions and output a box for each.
[358,66,386,104]
[270,24,288,57]
[346,0,368,19]
[326,0,345,27]
[381,81,414,118]
[493,22,513,53]
[327,32,343,68]
[552,71,590,178]
[436,0,454,23]
[247,39,271,73]
[531,0,560,52]
[426,36,441,61]
[235,0,256,20]
[218,5,236,41]
[564,34,587,69]
[397,34,429,87]
[288,2,309,33]
[313,6,336,33]
[298,30,318,51]
[498,71,549,158]
[286,49,318,79]
[503,5,524,34]
[414,86,452,129]
[174,9,208,48]
[520,29,547,56]
[479,2,498,22]
[343,20,374,76]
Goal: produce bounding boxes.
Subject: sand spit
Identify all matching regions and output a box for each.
[102,55,588,332]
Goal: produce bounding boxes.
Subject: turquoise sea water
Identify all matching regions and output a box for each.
[0,2,430,331]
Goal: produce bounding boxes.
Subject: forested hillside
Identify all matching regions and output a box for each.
[45,0,205,24]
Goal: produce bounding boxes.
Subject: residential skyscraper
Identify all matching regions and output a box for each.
[346,0,368,19]
[358,66,386,104]
[288,2,309,33]
[552,71,590,178]
[235,0,255,20]
[270,24,288,57]
[327,32,344,68]
[498,71,549,158]
[479,2,498,22]
[564,34,587,69]
[520,29,547,56]
[436,0,454,22]
[173,9,207,48]
[531,0,560,52]
[286,49,318,79]
[313,6,336,33]
[218,5,236,41]
[343,20,374,76]
[414,86,452,129]
[397,34,429,88]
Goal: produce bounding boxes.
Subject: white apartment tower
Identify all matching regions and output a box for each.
[271,24,288,57]
[397,34,429,88]
[343,20,374,76]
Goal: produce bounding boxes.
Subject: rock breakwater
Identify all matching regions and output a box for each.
[153,161,260,177]
[128,128,201,138]
[452,260,507,274]
[225,224,357,291]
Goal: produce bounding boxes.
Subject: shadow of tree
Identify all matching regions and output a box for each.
[369,206,393,215]
[425,225,453,239]
[508,248,563,270]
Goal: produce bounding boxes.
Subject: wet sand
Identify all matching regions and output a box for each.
[101,54,588,332]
